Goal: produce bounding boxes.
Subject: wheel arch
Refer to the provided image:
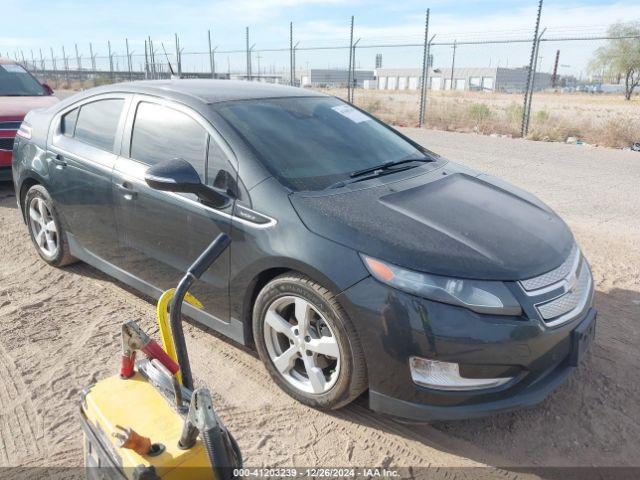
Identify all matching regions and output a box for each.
[238,259,351,349]
[18,176,43,223]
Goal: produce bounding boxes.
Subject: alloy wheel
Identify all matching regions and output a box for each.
[29,197,58,258]
[263,295,341,395]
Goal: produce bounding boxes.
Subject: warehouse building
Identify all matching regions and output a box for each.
[370,67,552,93]
[298,68,375,88]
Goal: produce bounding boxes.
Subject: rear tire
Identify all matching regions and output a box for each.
[24,185,76,267]
[253,273,367,409]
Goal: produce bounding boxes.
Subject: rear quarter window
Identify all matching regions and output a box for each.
[61,108,79,137]
[74,99,124,152]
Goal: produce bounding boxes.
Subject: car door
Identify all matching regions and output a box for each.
[112,96,236,331]
[47,94,130,262]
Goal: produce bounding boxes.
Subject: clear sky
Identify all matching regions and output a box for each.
[3,0,639,77]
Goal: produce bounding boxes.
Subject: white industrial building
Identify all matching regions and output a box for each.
[298,69,375,88]
[370,67,552,93]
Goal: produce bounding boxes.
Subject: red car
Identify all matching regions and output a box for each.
[0,58,58,181]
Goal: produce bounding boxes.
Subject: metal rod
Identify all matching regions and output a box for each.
[89,43,96,71]
[347,15,354,102]
[246,27,251,80]
[521,0,543,137]
[418,9,430,127]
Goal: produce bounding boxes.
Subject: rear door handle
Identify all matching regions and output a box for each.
[49,153,67,168]
[117,181,138,200]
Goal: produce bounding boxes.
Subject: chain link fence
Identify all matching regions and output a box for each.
[4,8,639,148]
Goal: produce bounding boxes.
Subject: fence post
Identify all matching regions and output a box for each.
[126,38,132,80]
[347,16,354,102]
[418,9,431,127]
[351,38,360,104]
[62,46,69,84]
[245,27,252,80]
[289,22,294,85]
[450,40,457,90]
[75,43,81,71]
[89,43,96,71]
[524,28,546,134]
[208,30,215,79]
[521,0,543,137]
[174,33,181,77]
[108,41,114,80]
[39,48,45,72]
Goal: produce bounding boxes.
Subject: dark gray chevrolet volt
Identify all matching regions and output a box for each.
[13,80,596,420]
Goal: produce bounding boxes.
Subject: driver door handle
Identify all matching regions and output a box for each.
[49,153,67,168]
[117,181,138,200]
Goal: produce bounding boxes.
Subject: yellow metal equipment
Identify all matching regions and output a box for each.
[80,233,240,480]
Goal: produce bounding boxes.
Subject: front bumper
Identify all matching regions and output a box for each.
[337,276,596,421]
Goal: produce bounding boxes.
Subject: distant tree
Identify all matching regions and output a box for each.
[590,22,640,100]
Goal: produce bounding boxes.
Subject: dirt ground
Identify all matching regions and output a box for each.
[0,130,639,476]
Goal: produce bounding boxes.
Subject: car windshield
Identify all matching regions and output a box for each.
[0,63,46,96]
[215,96,433,191]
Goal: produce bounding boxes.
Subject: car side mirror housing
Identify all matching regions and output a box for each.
[41,83,54,95]
[144,158,231,209]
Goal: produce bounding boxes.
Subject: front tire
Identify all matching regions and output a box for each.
[24,185,76,267]
[253,273,367,409]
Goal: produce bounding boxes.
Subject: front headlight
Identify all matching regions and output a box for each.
[361,255,522,316]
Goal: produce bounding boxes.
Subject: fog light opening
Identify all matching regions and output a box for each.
[409,357,512,391]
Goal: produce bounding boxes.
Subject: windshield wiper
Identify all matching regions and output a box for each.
[349,157,434,179]
[326,164,421,190]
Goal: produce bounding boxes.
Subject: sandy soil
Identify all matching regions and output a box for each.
[0,130,638,476]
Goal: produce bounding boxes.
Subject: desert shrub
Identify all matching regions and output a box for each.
[468,103,492,132]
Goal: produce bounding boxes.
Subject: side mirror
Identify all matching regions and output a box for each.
[41,83,54,95]
[144,158,231,209]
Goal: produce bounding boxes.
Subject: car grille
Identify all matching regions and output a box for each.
[535,262,592,325]
[520,243,579,291]
[519,244,593,327]
[0,137,15,151]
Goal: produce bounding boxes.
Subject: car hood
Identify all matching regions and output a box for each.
[290,167,574,281]
[0,96,59,118]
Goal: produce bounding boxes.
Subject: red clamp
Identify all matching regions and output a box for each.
[120,320,179,378]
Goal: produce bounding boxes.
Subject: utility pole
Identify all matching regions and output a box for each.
[450,40,457,90]
[418,9,431,127]
[347,15,354,103]
[521,0,543,137]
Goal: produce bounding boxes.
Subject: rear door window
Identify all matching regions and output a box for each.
[74,99,124,152]
[130,102,208,178]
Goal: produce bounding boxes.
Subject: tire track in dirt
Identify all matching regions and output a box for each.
[0,342,42,466]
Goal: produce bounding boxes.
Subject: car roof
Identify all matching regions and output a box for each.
[91,79,328,105]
